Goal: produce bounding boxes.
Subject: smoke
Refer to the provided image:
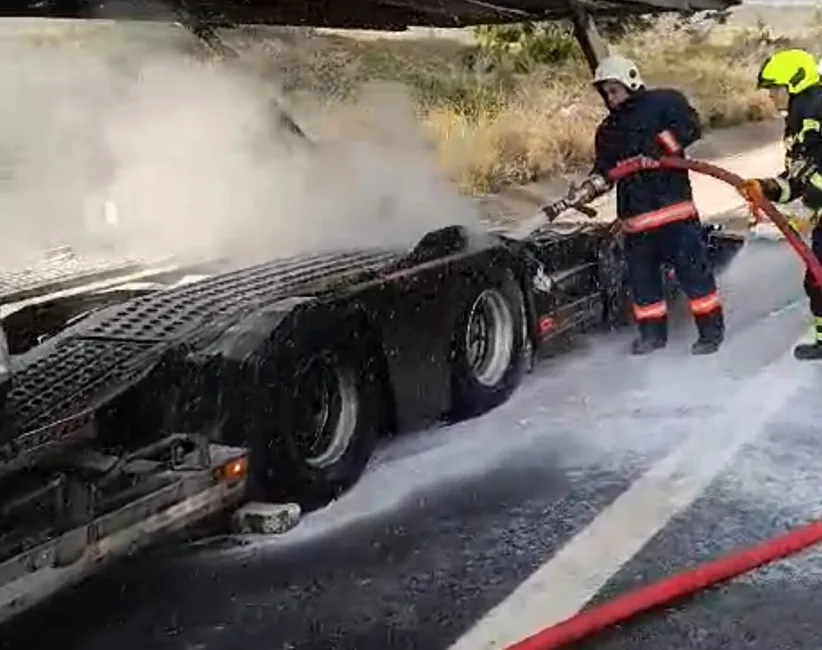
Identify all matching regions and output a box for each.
[0,21,482,270]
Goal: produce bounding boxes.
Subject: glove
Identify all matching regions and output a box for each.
[743,177,785,202]
[738,178,766,206]
[738,178,783,223]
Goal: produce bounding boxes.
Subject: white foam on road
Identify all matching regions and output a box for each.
[200,304,802,559]
[201,333,738,558]
[698,362,822,586]
[448,331,814,650]
[192,240,805,564]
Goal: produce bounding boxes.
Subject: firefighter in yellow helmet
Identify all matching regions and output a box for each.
[739,48,822,360]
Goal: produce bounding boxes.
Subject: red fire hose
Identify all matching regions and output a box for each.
[607,156,822,289]
[504,517,822,650]
[501,156,822,650]
[658,156,822,289]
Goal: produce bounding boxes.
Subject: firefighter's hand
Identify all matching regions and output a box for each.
[738,178,770,224]
[737,178,765,206]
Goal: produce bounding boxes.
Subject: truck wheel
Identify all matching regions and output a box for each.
[257,345,380,510]
[449,268,526,420]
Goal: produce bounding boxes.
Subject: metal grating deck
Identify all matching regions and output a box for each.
[0,252,173,305]
[5,338,159,434]
[0,247,405,470]
[80,249,403,341]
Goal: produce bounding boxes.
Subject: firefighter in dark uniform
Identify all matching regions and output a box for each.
[738,48,822,360]
[544,54,724,355]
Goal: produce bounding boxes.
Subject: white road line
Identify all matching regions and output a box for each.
[448,334,814,650]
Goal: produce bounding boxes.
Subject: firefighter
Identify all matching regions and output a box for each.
[738,48,822,360]
[543,54,724,355]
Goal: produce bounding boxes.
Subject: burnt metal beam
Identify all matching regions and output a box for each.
[568,0,609,75]
[165,0,313,144]
[0,0,741,28]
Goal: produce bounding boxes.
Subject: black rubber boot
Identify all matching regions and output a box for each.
[692,309,725,356]
[794,342,822,360]
[631,319,668,355]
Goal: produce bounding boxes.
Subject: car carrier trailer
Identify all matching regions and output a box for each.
[0,252,305,626]
[0,219,744,627]
[0,0,744,628]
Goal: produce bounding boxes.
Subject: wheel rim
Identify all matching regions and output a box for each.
[464,288,515,387]
[291,356,359,469]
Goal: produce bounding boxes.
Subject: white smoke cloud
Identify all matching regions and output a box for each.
[0,20,482,271]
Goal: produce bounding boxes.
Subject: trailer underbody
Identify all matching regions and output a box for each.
[0,433,250,625]
[0,0,744,626]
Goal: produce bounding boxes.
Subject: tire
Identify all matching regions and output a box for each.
[449,267,527,420]
[253,342,381,510]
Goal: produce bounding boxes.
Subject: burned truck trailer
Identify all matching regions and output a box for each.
[1,227,568,505]
[0,214,743,624]
[0,0,745,626]
[0,225,588,624]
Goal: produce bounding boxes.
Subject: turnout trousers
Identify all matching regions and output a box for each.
[623,216,724,348]
[797,221,822,358]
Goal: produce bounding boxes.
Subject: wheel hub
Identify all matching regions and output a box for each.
[464,288,515,388]
[291,356,358,469]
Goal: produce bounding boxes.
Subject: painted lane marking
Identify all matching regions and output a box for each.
[449,332,813,650]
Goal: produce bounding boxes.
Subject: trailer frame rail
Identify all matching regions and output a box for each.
[0,437,249,624]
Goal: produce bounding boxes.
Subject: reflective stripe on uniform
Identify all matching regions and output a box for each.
[656,129,681,154]
[815,316,822,342]
[633,300,667,321]
[621,201,697,233]
[607,156,659,182]
[781,119,822,204]
[774,176,792,203]
[799,119,821,144]
[689,290,722,316]
[784,119,821,151]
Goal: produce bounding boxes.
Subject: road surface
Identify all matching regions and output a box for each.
[1,233,821,650]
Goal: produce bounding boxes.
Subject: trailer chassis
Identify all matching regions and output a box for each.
[0,430,297,625]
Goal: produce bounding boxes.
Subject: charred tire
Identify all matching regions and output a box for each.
[450,267,526,420]
[255,341,381,510]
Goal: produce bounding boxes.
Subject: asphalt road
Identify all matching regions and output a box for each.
[3,237,821,650]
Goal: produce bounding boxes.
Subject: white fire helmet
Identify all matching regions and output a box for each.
[593,54,644,92]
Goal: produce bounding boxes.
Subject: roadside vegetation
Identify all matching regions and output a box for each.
[8,14,821,195]
[224,15,801,195]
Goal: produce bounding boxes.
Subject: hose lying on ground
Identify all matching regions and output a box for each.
[503,515,822,650]
[501,156,822,650]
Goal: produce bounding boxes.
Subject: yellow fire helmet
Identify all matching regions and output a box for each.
[757,49,820,95]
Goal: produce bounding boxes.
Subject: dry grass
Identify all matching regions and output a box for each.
[426,74,600,193]
[424,26,779,193]
[226,20,782,194]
